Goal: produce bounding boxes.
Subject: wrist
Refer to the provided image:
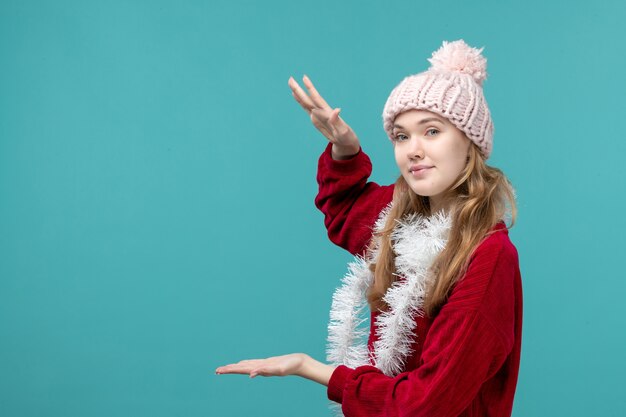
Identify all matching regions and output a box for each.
[331,143,360,160]
[297,354,335,386]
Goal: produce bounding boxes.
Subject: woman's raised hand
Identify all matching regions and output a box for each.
[215,353,307,378]
[288,75,360,159]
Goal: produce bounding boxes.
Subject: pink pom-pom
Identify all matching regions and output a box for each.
[427,39,488,85]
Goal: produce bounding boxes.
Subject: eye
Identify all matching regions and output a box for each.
[394,133,408,142]
[426,128,439,136]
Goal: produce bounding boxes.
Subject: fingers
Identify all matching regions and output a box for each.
[288,76,315,112]
[215,355,288,377]
[215,363,274,378]
[301,75,332,111]
[292,91,311,115]
[215,359,261,375]
[215,364,252,375]
[288,75,333,113]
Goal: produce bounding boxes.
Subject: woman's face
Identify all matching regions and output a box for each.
[392,109,471,210]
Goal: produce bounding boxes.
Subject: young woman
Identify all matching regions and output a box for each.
[216,39,523,417]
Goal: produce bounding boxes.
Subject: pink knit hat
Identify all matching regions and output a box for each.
[382,39,494,159]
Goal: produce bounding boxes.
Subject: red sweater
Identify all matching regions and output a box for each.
[315,143,523,417]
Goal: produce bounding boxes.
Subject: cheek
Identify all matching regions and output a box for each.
[447,154,468,179]
[393,146,402,167]
[435,147,467,181]
[448,141,470,168]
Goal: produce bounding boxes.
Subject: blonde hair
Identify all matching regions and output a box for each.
[366,143,517,317]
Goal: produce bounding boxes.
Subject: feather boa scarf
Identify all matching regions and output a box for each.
[326,204,452,380]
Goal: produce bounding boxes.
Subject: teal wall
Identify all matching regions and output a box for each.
[2,0,625,416]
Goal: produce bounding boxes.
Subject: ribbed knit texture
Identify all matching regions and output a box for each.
[315,143,523,417]
[381,40,494,159]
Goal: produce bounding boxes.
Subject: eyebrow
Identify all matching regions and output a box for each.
[393,117,446,130]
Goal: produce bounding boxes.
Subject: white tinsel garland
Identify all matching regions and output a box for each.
[326,204,451,416]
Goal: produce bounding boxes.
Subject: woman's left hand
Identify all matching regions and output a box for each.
[215,353,308,378]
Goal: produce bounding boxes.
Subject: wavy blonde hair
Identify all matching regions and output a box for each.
[366,143,517,317]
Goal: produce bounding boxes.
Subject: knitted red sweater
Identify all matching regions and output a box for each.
[315,143,523,417]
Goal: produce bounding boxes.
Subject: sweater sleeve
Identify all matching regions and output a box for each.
[314,142,394,255]
[326,231,519,417]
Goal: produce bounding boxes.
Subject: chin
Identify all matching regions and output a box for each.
[404,183,438,197]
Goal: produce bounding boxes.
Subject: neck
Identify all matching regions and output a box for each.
[429,195,451,216]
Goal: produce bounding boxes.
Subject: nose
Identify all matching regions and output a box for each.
[407,136,424,159]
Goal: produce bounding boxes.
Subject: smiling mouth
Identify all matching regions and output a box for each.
[409,166,433,172]
[409,167,432,176]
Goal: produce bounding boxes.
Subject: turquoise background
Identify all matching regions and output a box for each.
[1,0,625,416]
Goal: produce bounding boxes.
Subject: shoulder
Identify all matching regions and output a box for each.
[445,221,520,311]
[470,221,519,266]
[441,221,521,349]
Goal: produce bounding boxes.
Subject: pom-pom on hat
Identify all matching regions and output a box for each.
[382,39,494,159]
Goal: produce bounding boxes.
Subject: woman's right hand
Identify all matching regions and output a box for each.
[288,75,361,159]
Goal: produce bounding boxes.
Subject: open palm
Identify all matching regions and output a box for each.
[288,75,360,156]
[215,353,306,378]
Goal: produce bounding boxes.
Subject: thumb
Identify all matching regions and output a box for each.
[329,108,342,124]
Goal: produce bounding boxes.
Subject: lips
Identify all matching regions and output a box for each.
[409,165,433,173]
[408,165,433,178]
